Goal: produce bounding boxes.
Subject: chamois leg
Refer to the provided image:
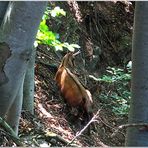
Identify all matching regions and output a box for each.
[63,103,72,116]
[82,111,94,134]
[64,104,80,127]
[72,107,82,125]
[68,106,84,129]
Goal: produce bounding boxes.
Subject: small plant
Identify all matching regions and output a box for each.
[36,6,80,52]
[103,67,131,116]
[90,66,131,116]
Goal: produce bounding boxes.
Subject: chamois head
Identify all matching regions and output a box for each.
[59,51,80,69]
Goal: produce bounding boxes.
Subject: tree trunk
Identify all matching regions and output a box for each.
[126,2,148,146]
[0,1,8,25]
[23,48,36,114]
[6,79,24,135]
[0,1,47,134]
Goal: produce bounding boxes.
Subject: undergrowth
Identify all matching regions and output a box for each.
[101,66,131,116]
[90,64,131,116]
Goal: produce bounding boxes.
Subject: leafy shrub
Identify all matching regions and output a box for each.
[36,6,80,52]
[90,66,131,116]
[101,67,131,116]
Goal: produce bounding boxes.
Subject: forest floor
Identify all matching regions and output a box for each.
[17,46,127,147]
[0,2,133,146]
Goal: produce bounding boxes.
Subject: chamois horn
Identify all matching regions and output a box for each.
[73,50,81,56]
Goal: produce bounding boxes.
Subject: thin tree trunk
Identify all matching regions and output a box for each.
[0,1,47,135]
[126,2,148,146]
[23,48,36,114]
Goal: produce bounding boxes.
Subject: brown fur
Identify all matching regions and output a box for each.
[54,52,93,124]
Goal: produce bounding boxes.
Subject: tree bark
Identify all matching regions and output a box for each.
[126,2,148,146]
[23,48,36,114]
[0,1,47,135]
[0,1,8,25]
[6,79,24,135]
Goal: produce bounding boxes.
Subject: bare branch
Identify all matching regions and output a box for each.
[111,123,148,137]
[67,110,101,146]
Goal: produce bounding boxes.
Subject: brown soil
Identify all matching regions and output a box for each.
[18,45,127,147]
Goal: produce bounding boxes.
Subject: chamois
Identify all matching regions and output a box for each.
[54,51,93,125]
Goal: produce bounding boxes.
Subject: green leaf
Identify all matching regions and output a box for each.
[39,20,49,32]
[70,44,81,48]
[67,46,75,52]
[54,45,63,51]
[36,6,80,53]
[50,6,66,17]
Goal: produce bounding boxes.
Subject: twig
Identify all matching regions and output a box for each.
[67,109,101,146]
[36,51,52,60]
[111,123,148,137]
[0,117,25,146]
[100,116,126,138]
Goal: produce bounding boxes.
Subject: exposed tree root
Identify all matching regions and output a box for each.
[0,117,25,146]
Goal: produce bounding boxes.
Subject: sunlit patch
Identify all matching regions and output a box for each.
[38,103,53,118]
[2,2,13,28]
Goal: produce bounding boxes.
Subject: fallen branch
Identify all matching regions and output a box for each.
[111,123,148,137]
[45,131,79,147]
[0,117,25,146]
[45,131,69,145]
[67,110,101,146]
